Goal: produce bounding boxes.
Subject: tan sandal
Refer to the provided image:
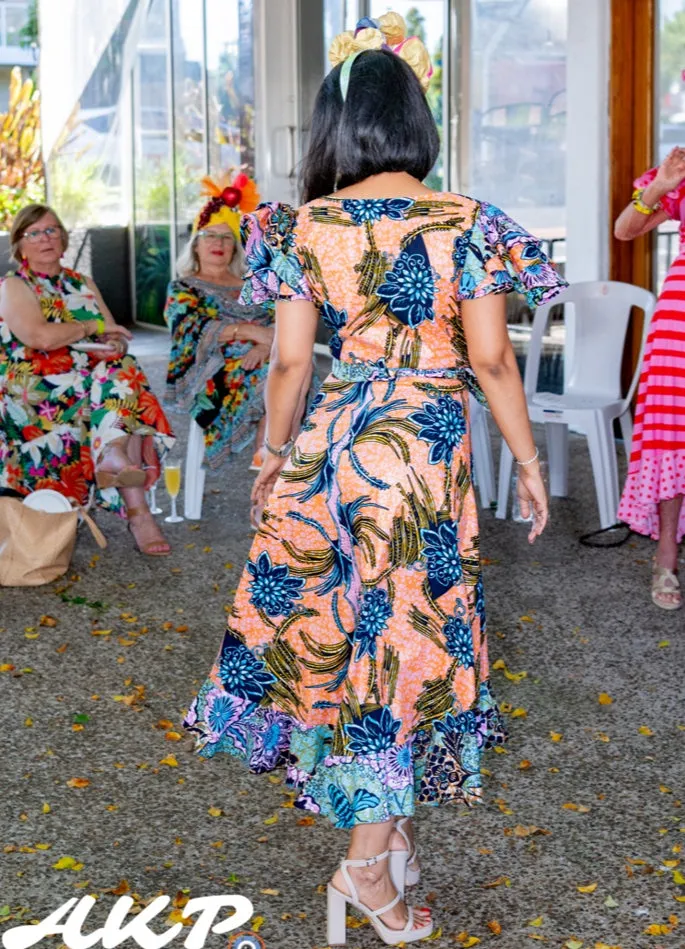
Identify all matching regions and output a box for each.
[96,467,146,489]
[96,443,146,489]
[652,563,682,611]
[127,505,171,557]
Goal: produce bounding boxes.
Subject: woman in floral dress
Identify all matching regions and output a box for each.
[0,204,175,556]
[184,14,565,945]
[165,175,275,471]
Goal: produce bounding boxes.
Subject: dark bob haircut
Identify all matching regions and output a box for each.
[301,48,440,203]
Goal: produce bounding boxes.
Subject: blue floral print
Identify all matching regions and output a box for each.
[376,235,438,328]
[353,588,393,660]
[421,520,462,598]
[341,197,414,225]
[410,394,467,465]
[218,633,276,702]
[443,614,474,667]
[184,195,565,828]
[321,301,348,359]
[246,550,306,617]
[345,706,402,754]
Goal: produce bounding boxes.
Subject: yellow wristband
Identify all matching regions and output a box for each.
[632,188,659,216]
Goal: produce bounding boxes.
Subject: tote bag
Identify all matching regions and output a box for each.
[0,496,107,587]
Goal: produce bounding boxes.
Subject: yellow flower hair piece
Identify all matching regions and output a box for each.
[328,12,433,93]
[193,171,260,239]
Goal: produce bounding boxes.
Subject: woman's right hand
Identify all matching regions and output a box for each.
[516,463,548,544]
[654,147,685,193]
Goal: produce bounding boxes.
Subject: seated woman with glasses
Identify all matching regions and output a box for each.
[0,203,175,556]
[165,174,278,471]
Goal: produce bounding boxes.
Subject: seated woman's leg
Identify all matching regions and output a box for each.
[119,482,171,557]
[95,435,146,488]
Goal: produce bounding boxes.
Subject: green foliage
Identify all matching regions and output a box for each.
[48,159,106,229]
[405,7,427,44]
[135,226,171,326]
[0,67,45,231]
[18,0,39,49]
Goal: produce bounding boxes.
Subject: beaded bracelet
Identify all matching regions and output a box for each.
[631,188,660,216]
[516,447,539,467]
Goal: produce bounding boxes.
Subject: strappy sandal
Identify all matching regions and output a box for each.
[652,563,682,611]
[327,851,433,946]
[141,434,161,489]
[389,817,421,894]
[95,444,146,489]
[127,506,171,557]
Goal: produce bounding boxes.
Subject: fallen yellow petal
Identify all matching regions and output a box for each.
[207,807,223,817]
[251,916,265,933]
[528,916,544,926]
[598,693,613,705]
[486,920,502,935]
[673,869,685,885]
[159,755,178,767]
[263,814,279,825]
[66,778,90,789]
[638,726,654,736]
[550,731,563,742]
[577,883,598,894]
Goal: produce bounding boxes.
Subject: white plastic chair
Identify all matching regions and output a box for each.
[470,395,496,509]
[495,281,656,529]
[184,419,206,520]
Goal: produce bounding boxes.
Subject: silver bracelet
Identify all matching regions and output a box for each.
[264,436,294,458]
[516,448,540,467]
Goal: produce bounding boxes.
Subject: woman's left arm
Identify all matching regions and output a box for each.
[251,299,318,508]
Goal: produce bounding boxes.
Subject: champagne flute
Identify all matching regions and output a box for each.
[147,485,163,515]
[164,460,184,523]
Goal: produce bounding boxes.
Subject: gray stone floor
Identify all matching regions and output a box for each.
[1,335,684,949]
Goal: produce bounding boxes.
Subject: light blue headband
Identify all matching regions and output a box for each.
[340,51,363,101]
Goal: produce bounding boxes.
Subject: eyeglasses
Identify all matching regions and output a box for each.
[196,230,234,244]
[22,226,62,243]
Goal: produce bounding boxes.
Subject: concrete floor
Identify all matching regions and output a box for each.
[1,334,684,949]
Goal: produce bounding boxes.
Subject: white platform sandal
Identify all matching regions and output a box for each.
[327,850,433,946]
[389,817,421,892]
[652,563,682,611]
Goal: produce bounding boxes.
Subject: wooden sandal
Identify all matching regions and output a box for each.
[652,564,682,611]
[127,506,171,557]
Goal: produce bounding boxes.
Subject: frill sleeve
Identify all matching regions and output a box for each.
[633,166,685,220]
[454,202,568,308]
[239,202,313,306]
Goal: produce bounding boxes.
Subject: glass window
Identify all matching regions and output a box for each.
[370,1,446,189]
[324,0,361,59]
[206,0,256,178]
[172,0,207,248]
[465,0,567,246]
[3,2,29,46]
[133,0,172,327]
[657,0,685,287]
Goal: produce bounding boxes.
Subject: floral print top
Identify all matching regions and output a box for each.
[240,192,566,385]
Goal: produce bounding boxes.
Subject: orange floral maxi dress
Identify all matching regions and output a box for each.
[184,195,566,828]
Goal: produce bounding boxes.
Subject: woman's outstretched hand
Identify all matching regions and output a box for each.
[250,452,287,526]
[655,147,685,193]
[516,463,548,544]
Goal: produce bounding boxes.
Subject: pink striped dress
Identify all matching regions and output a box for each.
[618,167,685,541]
